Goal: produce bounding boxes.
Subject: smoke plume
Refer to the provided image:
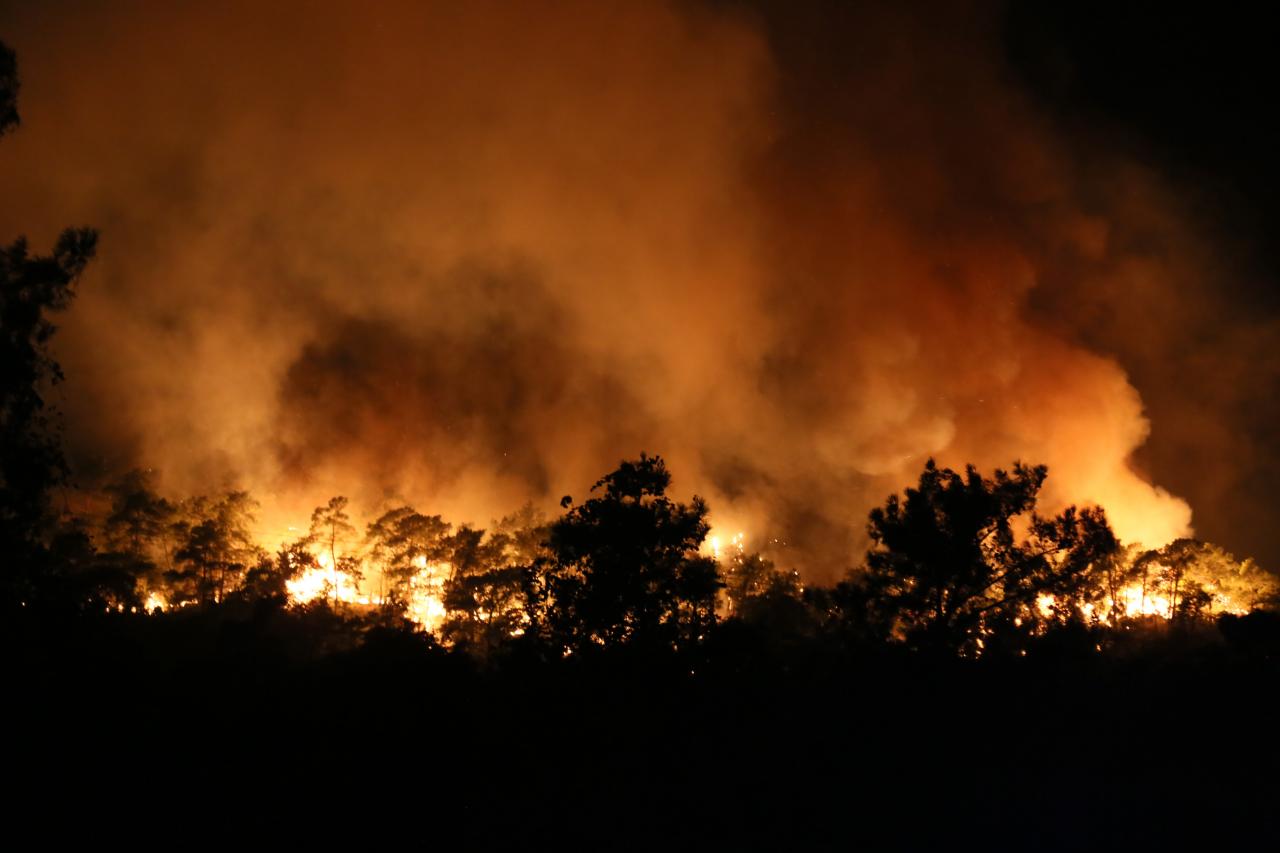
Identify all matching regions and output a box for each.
[4,0,1244,579]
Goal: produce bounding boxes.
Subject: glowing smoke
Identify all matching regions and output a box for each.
[0,1,1212,578]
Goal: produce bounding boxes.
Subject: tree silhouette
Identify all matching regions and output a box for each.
[853,459,1119,654]
[309,496,354,571]
[721,551,816,639]
[100,469,177,597]
[442,563,527,650]
[444,524,487,580]
[1092,542,1143,626]
[543,453,720,653]
[1132,539,1280,624]
[365,506,452,604]
[0,40,97,603]
[307,496,361,602]
[170,492,262,605]
[103,470,175,558]
[236,551,291,605]
[441,506,549,652]
[45,518,142,612]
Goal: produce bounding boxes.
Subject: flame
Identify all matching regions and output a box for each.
[285,552,365,605]
[266,503,1272,643]
[706,530,745,562]
[403,557,450,633]
[281,551,451,631]
[1036,580,1250,624]
[1117,585,1171,619]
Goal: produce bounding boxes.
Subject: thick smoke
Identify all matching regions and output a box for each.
[0,0,1223,579]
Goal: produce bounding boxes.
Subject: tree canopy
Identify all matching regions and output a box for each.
[0,40,97,602]
[543,453,720,652]
[849,459,1119,654]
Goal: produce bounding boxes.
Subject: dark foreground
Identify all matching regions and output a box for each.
[6,607,1279,849]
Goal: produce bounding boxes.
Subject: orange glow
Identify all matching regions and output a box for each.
[403,557,450,633]
[280,549,451,631]
[285,552,364,605]
[2,0,1231,584]
[706,530,745,562]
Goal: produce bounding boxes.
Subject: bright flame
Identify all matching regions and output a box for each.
[403,558,450,633]
[282,551,452,632]
[1117,585,1171,618]
[1036,579,1250,624]
[285,552,363,605]
[707,530,745,562]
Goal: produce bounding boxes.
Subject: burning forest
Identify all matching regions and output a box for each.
[4,2,1280,847]
[60,457,1280,657]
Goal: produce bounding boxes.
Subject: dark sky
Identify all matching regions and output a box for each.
[1004,3,1280,566]
[1008,3,1280,243]
[2,1,1278,575]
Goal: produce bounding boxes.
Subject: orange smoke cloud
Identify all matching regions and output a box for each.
[0,1,1213,578]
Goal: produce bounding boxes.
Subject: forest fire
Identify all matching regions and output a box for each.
[7,0,1249,584]
[114,480,1274,652]
[401,558,450,633]
[3,4,1277,636]
[280,551,450,631]
[285,553,364,606]
[1038,582,1249,624]
[707,531,745,562]
[8,4,1280,844]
